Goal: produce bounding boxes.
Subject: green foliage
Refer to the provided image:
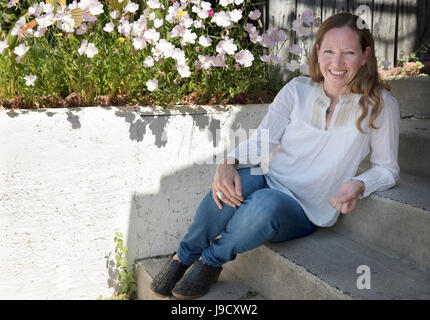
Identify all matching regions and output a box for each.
[0,0,314,108]
[110,231,137,300]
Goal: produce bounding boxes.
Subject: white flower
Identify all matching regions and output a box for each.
[213,53,227,67]
[133,37,147,50]
[147,0,161,9]
[36,13,54,29]
[286,59,300,72]
[42,3,54,14]
[234,49,254,67]
[78,40,98,58]
[172,48,186,65]
[0,39,9,54]
[181,29,197,45]
[125,2,139,14]
[85,43,98,58]
[234,0,244,4]
[7,0,20,8]
[381,59,391,70]
[216,37,237,55]
[146,78,158,92]
[88,0,104,15]
[156,39,175,58]
[14,43,30,57]
[259,33,275,48]
[24,75,37,87]
[249,10,261,20]
[76,23,88,35]
[300,64,310,75]
[220,0,234,6]
[118,20,132,35]
[201,1,212,11]
[198,55,214,70]
[143,56,155,68]
[211,11,232,28]
[302,10,314,26]
[260,54,280,65]
[271,29,287,42]
[249,32,261,44]
[103,22,115,33]
[193,20,203,28]
[177,63,191,78]
[110,10,119,19]
[229,9,242,23]
[198,35,212,47]
[144,29,160,43]
[11,16,26,36]
[244,23,256,34]
[78,39,88,55]
[296,25,311,37]
[288,44,303,56]
[154,18,164,29]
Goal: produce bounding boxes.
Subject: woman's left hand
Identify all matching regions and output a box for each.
[329,180,365,214]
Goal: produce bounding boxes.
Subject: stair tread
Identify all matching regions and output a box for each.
[136,256,265,300]
[400,117,430,137]
[373,172,430,211]
[264,228,430,299]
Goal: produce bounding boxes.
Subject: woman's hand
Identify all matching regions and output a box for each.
[329,180,365,214]
[212,157,244,210]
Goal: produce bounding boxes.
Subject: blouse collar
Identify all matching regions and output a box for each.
[318,81,355,104]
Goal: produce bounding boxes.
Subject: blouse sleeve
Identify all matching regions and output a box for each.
[353,90,400,198]
[225,80,295,167]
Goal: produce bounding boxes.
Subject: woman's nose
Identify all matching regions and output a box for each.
[332,53,344,67]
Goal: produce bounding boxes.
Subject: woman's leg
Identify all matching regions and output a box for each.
[200,188,318,266]
[177,167,269,266]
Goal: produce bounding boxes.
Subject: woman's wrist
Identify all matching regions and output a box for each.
[352,179,365,195]
[219,157,239,168]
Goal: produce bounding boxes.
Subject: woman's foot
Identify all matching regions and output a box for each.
[171,260,223,300]
[150,253,190,298]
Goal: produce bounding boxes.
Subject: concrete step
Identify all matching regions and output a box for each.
[398,118,430,177]
[135,255,266,300]
[331,172,430,272]
[224,228,430,300]
[388,76,430,119]
[360,118,430,177]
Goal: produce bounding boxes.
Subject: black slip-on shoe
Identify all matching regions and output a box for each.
[150,253,190,298]
[171,259,222,300]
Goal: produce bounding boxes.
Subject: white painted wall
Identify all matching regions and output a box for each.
[0,104,267,299]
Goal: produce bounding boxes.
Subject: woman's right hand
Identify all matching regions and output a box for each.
[212,157,244,210]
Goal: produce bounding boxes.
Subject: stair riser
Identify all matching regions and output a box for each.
[330,196,430,271]
[398,134,430,177]
[360,133,430,177]
[224,246,351,300]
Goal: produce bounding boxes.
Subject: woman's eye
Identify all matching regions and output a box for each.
[345,51,355,54]
[324,50,333,54]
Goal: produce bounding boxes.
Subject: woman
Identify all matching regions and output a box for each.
[150,12,400,300]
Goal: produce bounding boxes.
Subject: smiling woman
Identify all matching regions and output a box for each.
[150,12,400,300]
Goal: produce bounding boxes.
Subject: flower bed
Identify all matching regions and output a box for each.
[0,0,319,109]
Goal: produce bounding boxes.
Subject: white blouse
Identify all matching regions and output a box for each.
[227,76,400,227]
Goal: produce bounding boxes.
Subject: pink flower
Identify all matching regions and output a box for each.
[208,8,214,17]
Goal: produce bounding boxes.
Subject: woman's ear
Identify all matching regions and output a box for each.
[362,46,371,65]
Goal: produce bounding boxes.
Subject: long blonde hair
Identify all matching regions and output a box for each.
[309,12,384,133]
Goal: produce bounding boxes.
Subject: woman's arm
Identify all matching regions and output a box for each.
[330,91,400,214]
[353,91,400,198]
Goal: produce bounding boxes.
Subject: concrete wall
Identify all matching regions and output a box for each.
[0,104,267,299]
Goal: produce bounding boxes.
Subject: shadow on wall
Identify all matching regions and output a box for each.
[102,103,266,290]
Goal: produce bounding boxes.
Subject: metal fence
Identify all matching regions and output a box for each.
[264,0,430,66]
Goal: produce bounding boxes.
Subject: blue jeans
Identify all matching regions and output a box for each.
[177,167,318,267]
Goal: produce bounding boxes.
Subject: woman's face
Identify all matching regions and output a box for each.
[316,26,371,96]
